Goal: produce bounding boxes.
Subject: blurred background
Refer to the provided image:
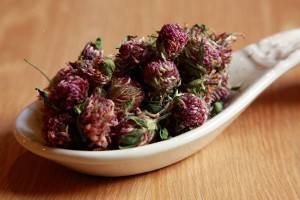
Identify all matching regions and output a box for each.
[1,0,300,104]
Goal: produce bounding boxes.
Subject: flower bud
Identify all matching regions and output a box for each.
[179,25,236,80]
[107,77,144,112]
[211,32,238,66]
[204,72,230,105]
[171,93,209,135]
[41,109,73,148]
[99,58,116,78]
[205,86,230,106]
[48,66,77,90]
[143,59,180,92]
[49,74,89,111]
[79,96,118,149]
[80,38,104,61]
[118,39,153,65]
[157,23,189,59]
[69,60,111,87]
[111,110,161,148]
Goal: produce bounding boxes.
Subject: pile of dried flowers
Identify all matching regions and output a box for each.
[35,23,238,150]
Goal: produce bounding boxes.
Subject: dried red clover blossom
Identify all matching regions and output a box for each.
[106,77,144,112]
[171,93,209,135]
[79,96,118,149]
[69,60,110,87]
[41,108,73,148]
[49,74,89,111]
[157,23,189,59]
[34,23,237,151]
[179,24,237,78]
[204,72,230,105]
[111,109,165,148]
[80,38,104,61]
[143,59,180,92]
[118,39,153,65]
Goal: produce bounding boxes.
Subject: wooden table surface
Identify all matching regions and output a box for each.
[1,0,300,199]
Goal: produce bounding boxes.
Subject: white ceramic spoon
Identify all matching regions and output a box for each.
[14,29,300,177]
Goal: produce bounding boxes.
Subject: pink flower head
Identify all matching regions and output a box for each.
[202,38,223,71]
[157,23,189,59]
[179,25,236,81]
[107,77,144,112]
[203,32,237,71]
[111,116,136,137]
[205,86,230,106]
[49,74,89,110]
[182,37,223,73]
[118,39,153,65]
[143,59,180,92]
[79,96,118,149]
[111,109,160,148]
[204,72,230,105]
[48,66,77,90]
[80,38,104,61]
[171,93,209,134]
[41,109,73,148]
[70,60,110,87]
[211,32,238,66]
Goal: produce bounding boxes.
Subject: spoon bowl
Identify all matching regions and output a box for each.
[14,29,300,176]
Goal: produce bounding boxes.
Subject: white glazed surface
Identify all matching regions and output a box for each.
[14,29,300,176]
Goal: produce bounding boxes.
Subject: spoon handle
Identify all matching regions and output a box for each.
[245,29,300,68]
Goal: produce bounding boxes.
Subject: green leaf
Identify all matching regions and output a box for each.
[93,38,103,50]
[230,86,241,91]
[188,87,207,96]
[93,86,106,97]
[210,101,224,117]
[74,102,87,115]
[198,41,205,65]
[159,127,170,140]
[183,58,206,74]
[146,103,164,114]
[100,59,116,77]
[125,116,146,128]
[119,130,143,149]
[124,97,135,113]
[156,40,168,59]
[35,87,49,105]
[187,79,204,87]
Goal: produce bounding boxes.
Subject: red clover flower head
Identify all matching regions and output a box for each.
[79,96,118,149]
[70,60,110,87]
[211,32,238,66]
[143,59,180,92]
[111,116,136,137]
[205,86,230,106]
[111,110,161,148]
[107,77,144,112]
[179,25,236,79]
[171,93,209,134]
[202,39,223,71]
[80,38,104,61]
[48,66,77,90]
[204,72,230,105]
[49,74,89,111]
[182,37,223,73]
[157,23,189,59]
[118,39,153,65]
[41,109,73,148]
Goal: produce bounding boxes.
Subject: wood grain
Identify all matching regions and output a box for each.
[1,0,300,199]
